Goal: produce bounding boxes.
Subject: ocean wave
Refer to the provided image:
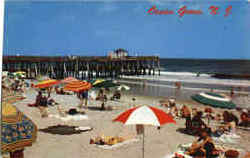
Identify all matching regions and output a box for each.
[120,75,250,87]
[159,71,211,77]
[118,79,250,95]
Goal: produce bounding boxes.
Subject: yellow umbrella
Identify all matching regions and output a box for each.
[93,79,105,86]
[15,71,26,74]
[34,79,60,89]
[2,103,37,154]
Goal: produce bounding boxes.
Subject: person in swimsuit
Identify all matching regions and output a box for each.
[186,131,220,158]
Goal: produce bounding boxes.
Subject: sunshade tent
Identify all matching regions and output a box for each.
[64,80,92,92]
[2,103,37,157]
[191,92,236,109]
[113,106,176,158]
[34,79,60,89]
[61,77,78,84]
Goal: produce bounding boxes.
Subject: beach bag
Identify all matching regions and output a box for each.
[68,108,78,115]
[225,150,239,158]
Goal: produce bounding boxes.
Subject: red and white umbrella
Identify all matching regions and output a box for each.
[113,106,176,158]
[113,106,176,126]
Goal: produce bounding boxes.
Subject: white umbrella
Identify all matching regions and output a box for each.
[113,106,176,158]
[117,84,130,91]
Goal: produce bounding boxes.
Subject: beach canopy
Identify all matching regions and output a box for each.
[61,77,78,83]
[88,79,106,86]
[93,80,119,88]
[34,79,60,89]
[113,106,176,158]
[2,103,37,152]
[191,92,236,109]
[117,84,130,91]
[113,106,176,126]
[64,80,92,92]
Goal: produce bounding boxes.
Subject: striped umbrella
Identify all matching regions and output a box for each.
[2,103,37,155]
[113,106,176,158]
[34,79,60,89]
[192,92,236,109]
[63,80,92,92]
[61,77,78,83]
[93,80,119,88]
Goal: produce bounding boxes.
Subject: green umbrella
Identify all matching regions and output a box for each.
[93,80,119,88]
[191,92,236,109]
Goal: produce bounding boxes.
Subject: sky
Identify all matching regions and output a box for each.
[3,0,250,59]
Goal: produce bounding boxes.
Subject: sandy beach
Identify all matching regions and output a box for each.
[3,84,250,158]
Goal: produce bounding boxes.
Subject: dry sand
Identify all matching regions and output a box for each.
[6,88,250,158]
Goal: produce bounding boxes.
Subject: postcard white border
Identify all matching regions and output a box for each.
[0,0,4,157]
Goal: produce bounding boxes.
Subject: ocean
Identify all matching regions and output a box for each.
[119,59,250,106]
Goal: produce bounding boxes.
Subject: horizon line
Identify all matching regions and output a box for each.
[3,55,250,60]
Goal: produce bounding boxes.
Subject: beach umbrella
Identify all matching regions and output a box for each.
[63,80,92,92]
[113,106,176,158]
[15,71,26,74]
[191,92,236,109]
[2,103,37,157]
[90,79,105,86]
[61,77,78,83]
[34,79,60,89]
[94,80,119,89]
[117,84,130,91]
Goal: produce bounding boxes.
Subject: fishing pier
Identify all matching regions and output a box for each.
[3,56,160,79]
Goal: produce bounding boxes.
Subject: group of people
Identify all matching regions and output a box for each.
[2,76,27,93]
[28,88,57,108]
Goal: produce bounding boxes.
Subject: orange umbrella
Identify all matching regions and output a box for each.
[61,77,78,83]
[34,79,60,89]
[64,81,92,92]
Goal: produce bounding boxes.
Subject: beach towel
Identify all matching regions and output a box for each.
[95,138,139,150]
[164,152,193,158]
[212,133,240,144]
[75,126,92,131]
[164,143,221,158]
[48,114,88,121]
[237,126,250,131]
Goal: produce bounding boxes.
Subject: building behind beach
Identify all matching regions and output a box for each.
[108,48,128,59]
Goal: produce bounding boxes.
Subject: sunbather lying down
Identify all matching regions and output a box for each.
[90,134,136,146]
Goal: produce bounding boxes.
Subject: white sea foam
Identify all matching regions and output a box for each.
[120,71,250,87]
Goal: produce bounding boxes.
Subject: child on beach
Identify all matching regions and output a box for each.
[239,109,250,127]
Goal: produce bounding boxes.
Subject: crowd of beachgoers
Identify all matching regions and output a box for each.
[1,74,250,158]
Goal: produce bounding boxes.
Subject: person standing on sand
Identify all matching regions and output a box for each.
[83,90,89,108]
[78,90,89,109]
[181,105,192,132]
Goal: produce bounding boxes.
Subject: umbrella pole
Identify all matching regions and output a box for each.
[142,128,145,158]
